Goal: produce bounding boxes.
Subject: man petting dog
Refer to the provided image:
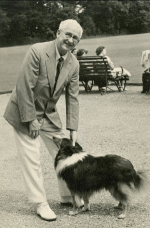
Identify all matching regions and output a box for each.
[4,19,83,221]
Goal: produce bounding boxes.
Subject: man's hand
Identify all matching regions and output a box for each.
[29,119,42,139]
[70,130,77,146]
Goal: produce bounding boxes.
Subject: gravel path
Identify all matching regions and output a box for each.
[0,86,150,228]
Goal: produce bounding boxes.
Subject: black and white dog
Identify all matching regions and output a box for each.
[54,138,149,219]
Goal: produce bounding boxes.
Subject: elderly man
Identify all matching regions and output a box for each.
[4,19,83,221]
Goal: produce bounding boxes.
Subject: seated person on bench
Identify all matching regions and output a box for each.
[72,48,88,58]
[95,46,131,91]
[76,49,93,91]
[77,48,88,57]
[71,48,78,58]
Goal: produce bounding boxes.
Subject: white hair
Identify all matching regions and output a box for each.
[59,19,83,38]
[56,152,88,177]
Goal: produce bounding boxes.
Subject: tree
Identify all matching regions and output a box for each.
[79,15,96,36]
[126,1,150,34]
[0,9,10,37]
[1,0,150,47]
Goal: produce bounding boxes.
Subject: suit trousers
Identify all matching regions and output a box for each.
[13,118,71,204]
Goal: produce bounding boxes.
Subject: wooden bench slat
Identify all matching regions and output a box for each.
[78,56,129,93]
[80,68,110,72]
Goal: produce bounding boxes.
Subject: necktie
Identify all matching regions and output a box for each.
[53,57,64,93]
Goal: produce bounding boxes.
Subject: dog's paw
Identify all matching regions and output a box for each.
[69,210,78,216]
[114,205,124,210]
[118,213,126,219]
[114,202,124,210]
[82,205,90,212]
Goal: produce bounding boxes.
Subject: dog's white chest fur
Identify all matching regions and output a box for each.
[56,152,88,175]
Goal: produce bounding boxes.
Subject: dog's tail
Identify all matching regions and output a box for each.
[134,170,150,191]
[120,170,150,203]
[132,170,150,198]
[132,170,150,202]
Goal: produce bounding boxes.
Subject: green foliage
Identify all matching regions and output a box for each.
[0,9,10,36]
[126,1,150,34]
[0,0,150,47]
[79,15,96,36]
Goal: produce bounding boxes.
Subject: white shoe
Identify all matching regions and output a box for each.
[37,202,57,221]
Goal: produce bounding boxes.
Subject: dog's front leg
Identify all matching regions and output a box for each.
[114,202,124,210]
[69,195,79,216]
[82,196,90,212]
[118,203,128,219]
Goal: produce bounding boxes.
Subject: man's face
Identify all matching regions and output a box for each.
[56,25,81,56]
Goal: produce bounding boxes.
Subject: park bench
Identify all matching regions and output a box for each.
[77,56,129,94]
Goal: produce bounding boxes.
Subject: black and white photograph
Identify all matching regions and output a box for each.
[0,1,150,227]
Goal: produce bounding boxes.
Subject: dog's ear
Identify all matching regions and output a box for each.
[75,141,83,151]
[53,137,62,148]
[60,138,72,148]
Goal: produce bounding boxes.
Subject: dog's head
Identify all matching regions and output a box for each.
[53,137,83,157]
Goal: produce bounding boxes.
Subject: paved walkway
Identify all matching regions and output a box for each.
[0,87,150,228]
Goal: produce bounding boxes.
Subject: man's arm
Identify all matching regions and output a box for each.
[65,63,79,145]
[16,45,41,138]
[70,130,77,146]
[16,45,40,123]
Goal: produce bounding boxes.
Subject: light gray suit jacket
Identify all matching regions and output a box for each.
[4,41,79,134]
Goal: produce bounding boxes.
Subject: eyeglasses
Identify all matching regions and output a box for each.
[60,30,80,43]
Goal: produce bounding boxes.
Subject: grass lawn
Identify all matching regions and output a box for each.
[0,33,149,92]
